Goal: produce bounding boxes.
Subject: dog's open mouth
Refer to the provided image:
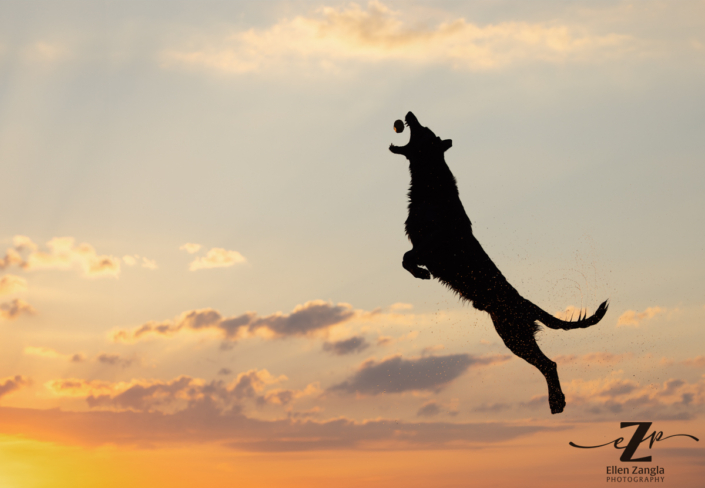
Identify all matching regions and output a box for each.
[404,111,418,128]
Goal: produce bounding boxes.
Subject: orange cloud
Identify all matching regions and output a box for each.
[661,355,705,368]
[188,247,246,271]
[24,347,75,361]
[0,375,31,400]
[162,1,631,74]
[0,248,23,269]
[23,347,136,365]
[179,243,201,254]
[0,404,559,451]
[0,274,27,295]
[682,356,705,367]
[111,300,365,343]
[329,353,511,395]
[555,352,631,365]
[257,383,321,406]
[2,236,120,278]
[0,299,35,320]
[46,370,287,413]
[561,373,705,419]
[122,255,157,270]
[617,306,665,327]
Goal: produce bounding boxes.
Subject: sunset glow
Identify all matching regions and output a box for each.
[1,1,704,486]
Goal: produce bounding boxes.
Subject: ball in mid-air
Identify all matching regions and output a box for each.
[393,119,404,133]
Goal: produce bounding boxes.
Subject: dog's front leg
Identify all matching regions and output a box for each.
[402,240,434,280]
[403,249,430,280]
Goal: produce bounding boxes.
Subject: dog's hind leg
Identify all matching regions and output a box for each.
[489,311,566,414]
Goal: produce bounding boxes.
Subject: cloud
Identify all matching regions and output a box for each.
[473,402,512,413]
[376,336,392,346]
[188,248,246,271]
[2,236,120,278]
[519,395,548,410]
[421,344,445,355]
[256,383,321,407]
[0,375,31,400]
[329,353,511,395]
[0,299,35,320]
[24,347,131,365]
[389,302,413,312]
[13,236,37,251]
[24,346,73,361]
[322,336,370,355]
[123,255,157,270]
[0,375,32,398]
[617,306,666,327]
[217,368,232,376]
[660,356,705,368]
[559,373,705,420]
[416,400,441,418]
[161,1,631,75]
[555,352,631,365]
[0,274,27,295]
[112,300,364,343]
[0,404,562,451]
[46,370,287,413]
[682,356,705,368]
[179,243,202,254]
[0,248,24,269]
[230,370,286,401]
[96,353,133,368]
[374,330,420,348]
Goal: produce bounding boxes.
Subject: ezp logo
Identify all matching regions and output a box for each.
[570,422,699,462]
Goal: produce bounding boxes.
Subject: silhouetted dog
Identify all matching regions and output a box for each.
[389,111,608,414]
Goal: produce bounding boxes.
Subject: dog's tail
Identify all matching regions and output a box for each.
[532,299,609,330]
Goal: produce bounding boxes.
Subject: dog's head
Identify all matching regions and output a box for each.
[389,111,452,160]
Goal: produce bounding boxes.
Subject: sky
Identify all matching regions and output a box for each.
[1,0,704,486]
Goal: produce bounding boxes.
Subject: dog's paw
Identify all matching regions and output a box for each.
[413,267,431,280]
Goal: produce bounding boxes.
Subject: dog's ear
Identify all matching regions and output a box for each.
[442,139,452,152]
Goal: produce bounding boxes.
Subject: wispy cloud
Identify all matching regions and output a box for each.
[555,352,631,365]
[24,347,82,362]
[161,1,632,75]
[0,274,27,295]
[415,399,460,418]
[329,353,510,395]
[256,383,321,407]
[660,355,705,368]
[617,306,666,327]
[111,300,375,343]
[179,243,202,254]
[1,236,120,278]
[0,375,31,400]
[188,247,246,271]
[561,373,705,419]
[322,336,370,355]
[24,347,135,366]
[122,255,157,270]
[96,353,134,368]
[0,299,35,320]
[46,369,287,413]
[0,403,560,451]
